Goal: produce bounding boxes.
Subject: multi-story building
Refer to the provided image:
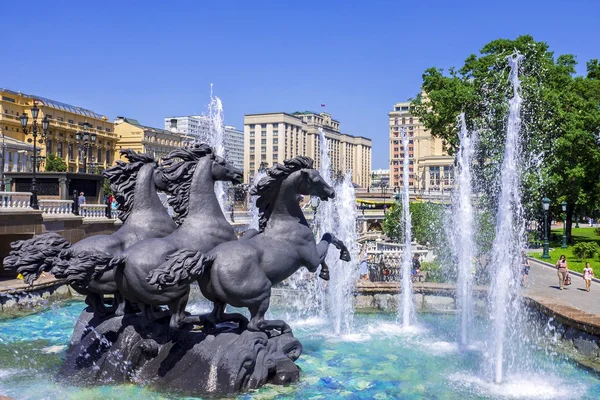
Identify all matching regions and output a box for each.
[164,116,244,172]
[370,169,390,189]
[243,111,372,187]
[0,88,117,173]
[389,101,454,192]
[114,117,187,162]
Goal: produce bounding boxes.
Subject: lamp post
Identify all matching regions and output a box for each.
[561,201,567,249]
[542,197,551,259]
[20,102,49,210]
[75,122,97,173]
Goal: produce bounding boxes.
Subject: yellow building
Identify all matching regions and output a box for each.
[389,101,454,192]
[0,88,117,173]
[243,111,372,187]
[114,117,188,162]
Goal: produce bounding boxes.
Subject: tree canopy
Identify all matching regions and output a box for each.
[44,154,67,172]
[411,35,600,242]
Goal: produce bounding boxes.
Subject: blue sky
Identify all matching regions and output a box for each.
[2,0,598,169]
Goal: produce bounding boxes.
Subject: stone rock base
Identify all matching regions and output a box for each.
[59,308,302,395]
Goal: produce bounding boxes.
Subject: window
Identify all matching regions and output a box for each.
[249,146,255,153]
[46,115,53,119]
[261,154,266,160]
[409,117,413,124]
[401,106,409,111]
[105,128,111,133]
[249,124,255,129]
[250,162,255,168]
[46,140,53,154]
[97,149,102,163]
[250,131,255,137]
[273,138,278,144]
[106,150,111,165]
[68,144,73,159]
[273,146,278,152]
[57,142,63,157]
[261,130,267,137]
[97,125,102,130]
[250,155,255,160]
[261,139,266,145]
[273,130,278,135]
[261,124,266,128]
[261,146,266,152]
[57,117,64,122]
[68,119,74,124]
[272,123,278,129]
[250,139,255,145]
[273,154,278,160]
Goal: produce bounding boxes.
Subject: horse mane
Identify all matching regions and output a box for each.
[249,156,313,232]
[158,143,214,225]
[102,149,156,222]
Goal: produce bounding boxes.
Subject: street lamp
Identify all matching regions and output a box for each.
[20,102,49,210]
[561,201,567,249]
[75,122,97,173]
[542,197,551,259]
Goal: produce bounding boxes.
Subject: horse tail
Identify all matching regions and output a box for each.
[2,233,71,285]
[147,249,214,290]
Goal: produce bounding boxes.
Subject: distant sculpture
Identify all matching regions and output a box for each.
[3,150,177,316]
[148,156,351,333]
[98,144,243,329]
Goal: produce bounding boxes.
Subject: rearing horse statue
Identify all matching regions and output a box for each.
[147,156,350,333]
[100,144,242,329]
[3,150,177,316]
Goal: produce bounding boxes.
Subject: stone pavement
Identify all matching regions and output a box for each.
[525,258,600,335]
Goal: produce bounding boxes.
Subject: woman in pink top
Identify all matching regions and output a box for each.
[556,254,568,290]
[583,262,594,292]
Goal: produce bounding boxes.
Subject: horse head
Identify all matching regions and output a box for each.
[209,153,243,185]
[296,169,335,201]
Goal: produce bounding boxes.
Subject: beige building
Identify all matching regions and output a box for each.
[243,111,371,187]
[389,101,454,192]
[0,88,117,173]
[114,117,188,162]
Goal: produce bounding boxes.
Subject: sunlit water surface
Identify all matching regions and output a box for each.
[0,300,598,399]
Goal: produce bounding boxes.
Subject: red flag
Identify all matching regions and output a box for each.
[321,104,326,107]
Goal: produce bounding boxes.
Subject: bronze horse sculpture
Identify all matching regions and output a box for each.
[147,156,350,333]
[97,144,243,329]
[3,150,177,316]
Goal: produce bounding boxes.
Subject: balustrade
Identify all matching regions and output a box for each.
[79,204,108,219]
[0,191,32,209]
[39,199,74,215]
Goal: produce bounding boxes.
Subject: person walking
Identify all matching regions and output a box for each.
[556,254,568,290]
[521,252,530,287]
[583,262,594,292]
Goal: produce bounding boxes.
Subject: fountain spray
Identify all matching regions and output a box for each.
[489,53,525,384]
[399,127,414,326]
[453,113,477,346]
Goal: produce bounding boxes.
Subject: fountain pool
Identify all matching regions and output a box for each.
[1,300,598,399]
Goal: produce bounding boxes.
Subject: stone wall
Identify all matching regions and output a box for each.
[0,279,73,314]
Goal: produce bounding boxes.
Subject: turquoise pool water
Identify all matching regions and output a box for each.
[0,300,599,399]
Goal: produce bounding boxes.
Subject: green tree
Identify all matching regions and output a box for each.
[44,153,67,172]
[382,201,446,246]
[382,202,402,242]
[411,35,600,243]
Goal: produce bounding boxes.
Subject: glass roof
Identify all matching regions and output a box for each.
[1,88,105,119]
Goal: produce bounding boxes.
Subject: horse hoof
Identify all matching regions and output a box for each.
[340,250,351,262]
[319,269,330,281]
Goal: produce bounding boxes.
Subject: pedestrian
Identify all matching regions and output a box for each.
[583,262,594,292]
[359,249,369,281]
[412,254,422,282]
[555,254,568,290]
[521,251,530,287]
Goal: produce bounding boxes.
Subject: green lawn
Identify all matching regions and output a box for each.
[529,227,600,274]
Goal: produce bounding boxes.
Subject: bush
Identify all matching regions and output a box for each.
[422,261,444,283]
[572,242,599,261]
[44,153,67,172]
[594,227,600,236]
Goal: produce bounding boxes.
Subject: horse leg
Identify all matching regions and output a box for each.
[114,293,133,316]
[168,292,190,330]
[247,296,291,335]
[214,300,249,330]
[86,293,107,317]
[139,303,158,322]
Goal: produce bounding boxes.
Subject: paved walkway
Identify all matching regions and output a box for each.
[525,259,600,316]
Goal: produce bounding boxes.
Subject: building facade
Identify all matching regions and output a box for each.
[370,169,390,189]
[114,117,187,162]
[164,116,244,172]
[243,112,372,187]
[389,101,454,192]
[0,88,117,173]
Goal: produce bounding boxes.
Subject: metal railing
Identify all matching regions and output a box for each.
[0,191,32,209]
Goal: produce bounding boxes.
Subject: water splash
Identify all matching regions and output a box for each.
[452,113,477,346]
[328,172,359,334]
[207,85,228,218]
[399,127,414,326]
[488,52,525,384]
[247,170,267,231]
